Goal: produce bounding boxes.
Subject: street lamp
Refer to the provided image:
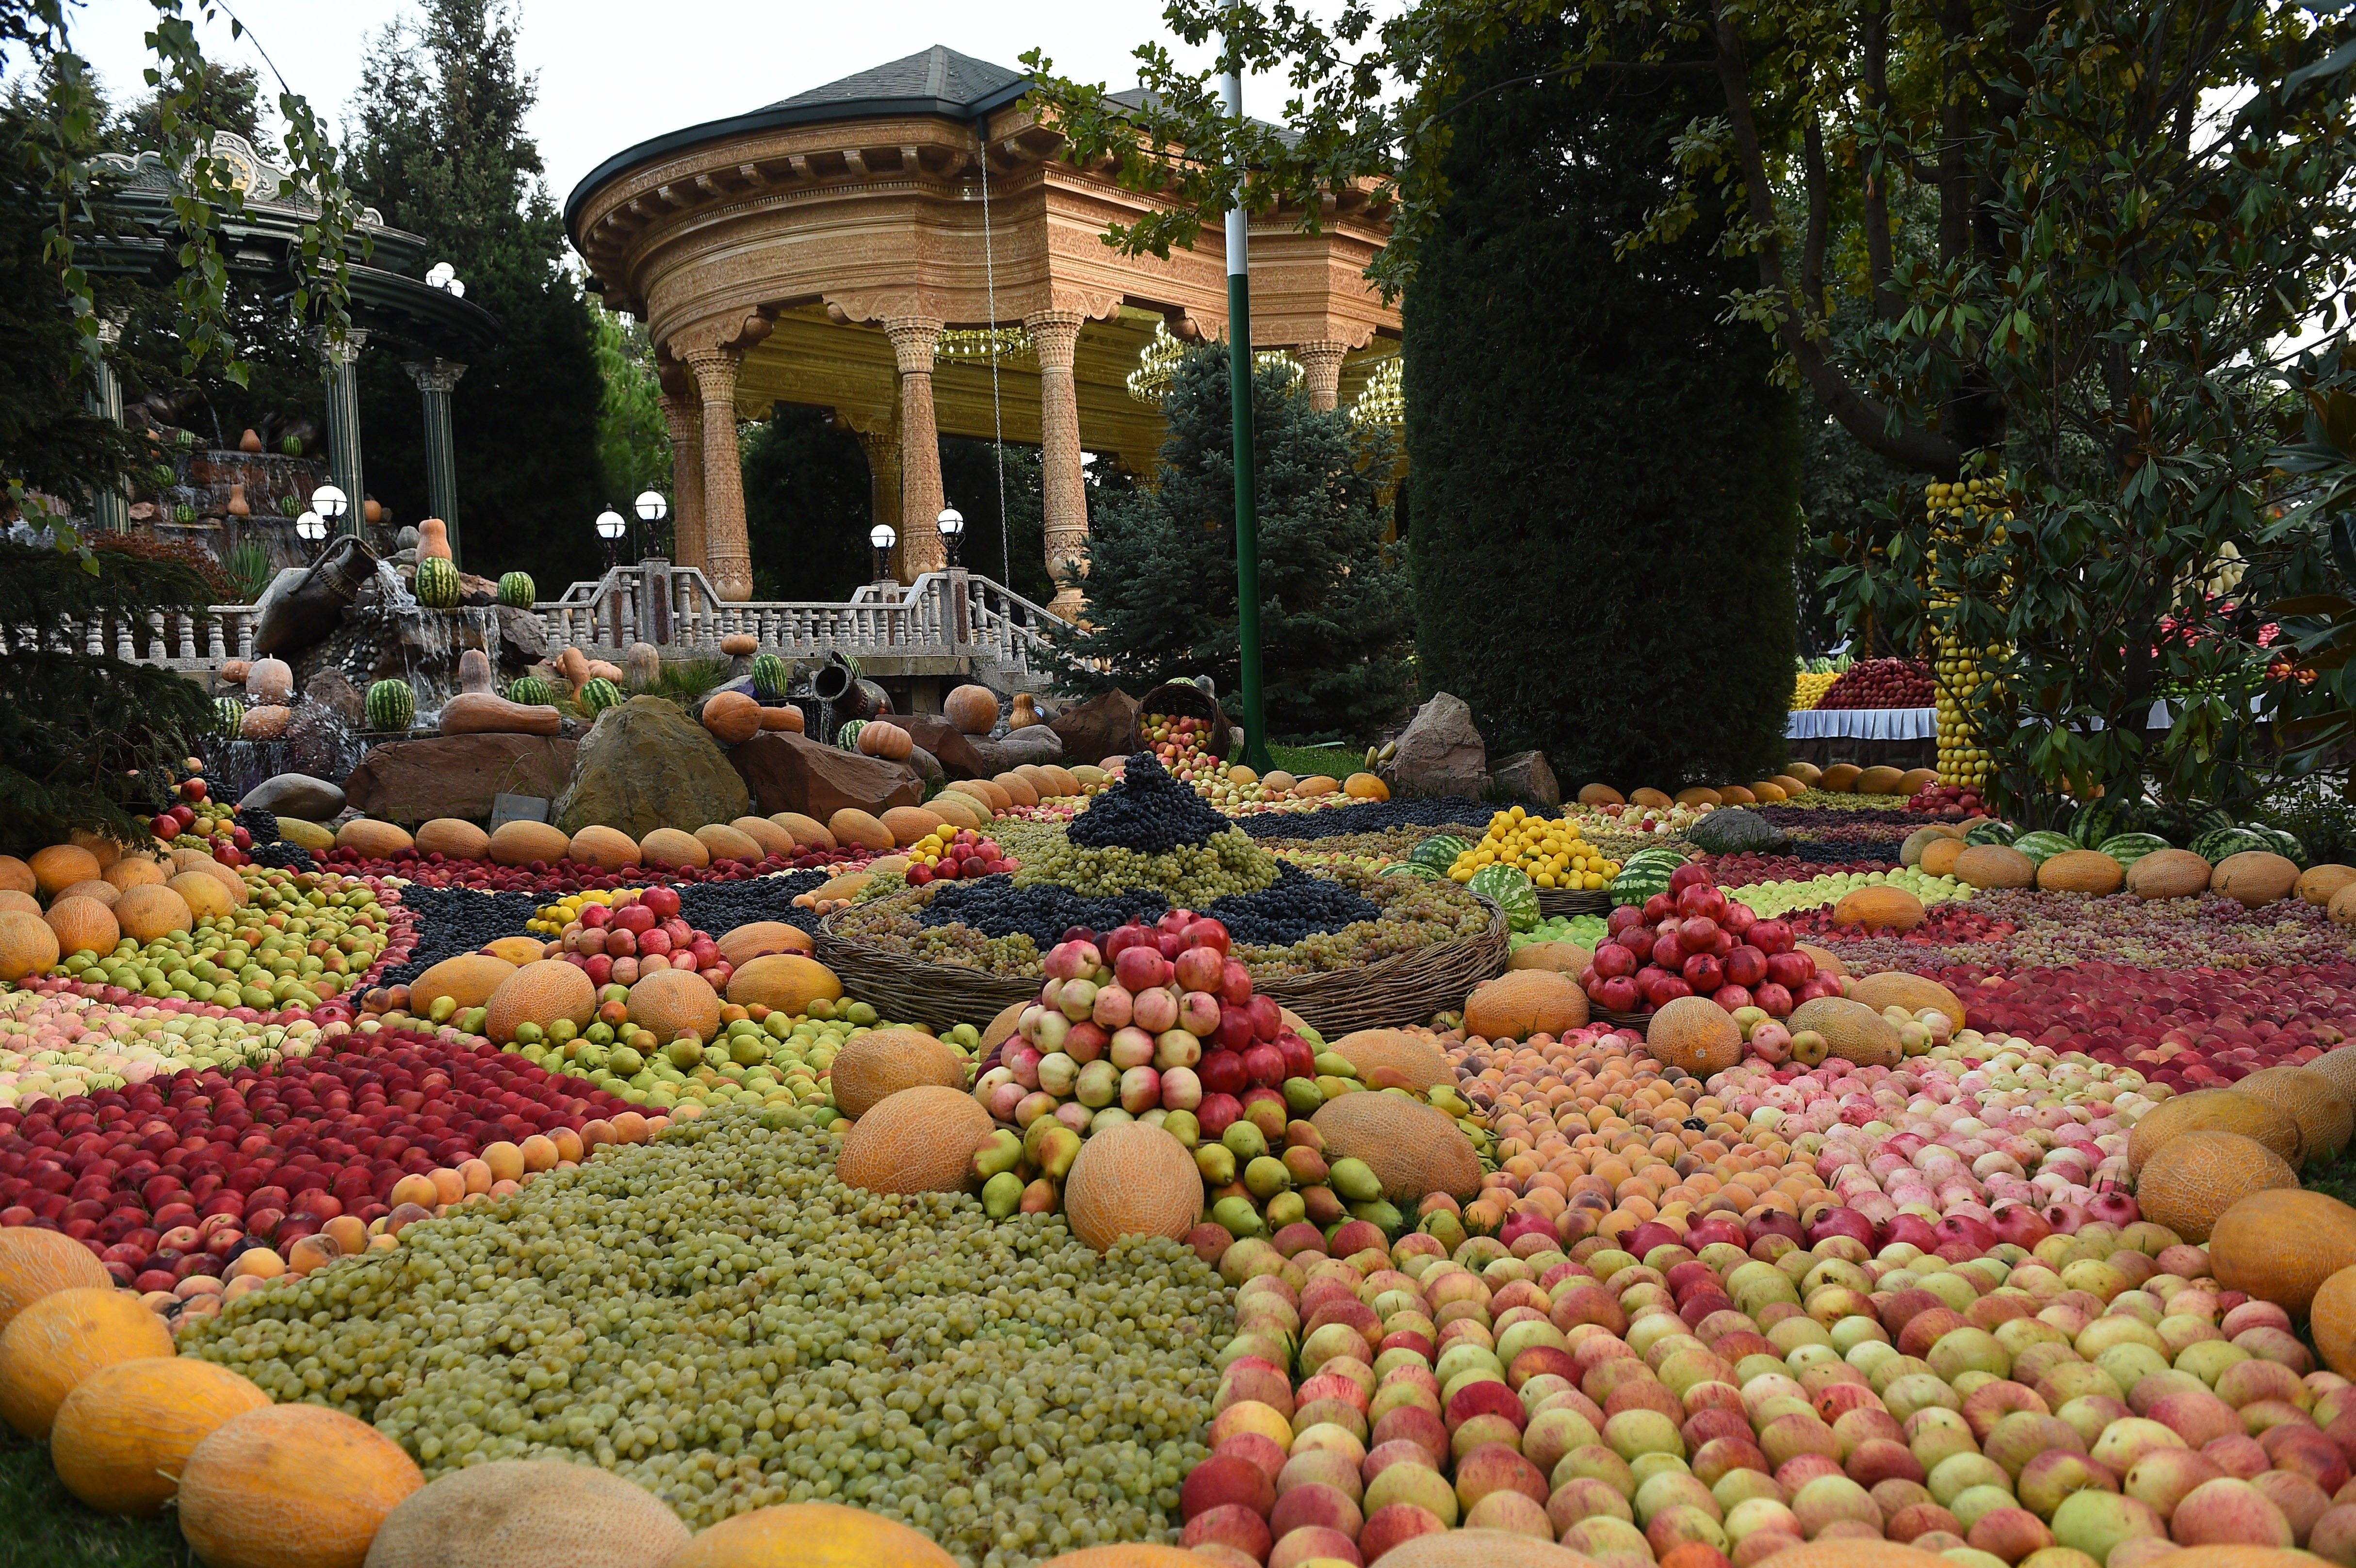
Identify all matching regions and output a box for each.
[870,523,896,585]
[596,508,627,570]
[936,506,964,567]
[294,509,326,561]
[634,490,667,562]
[309,484,347,538]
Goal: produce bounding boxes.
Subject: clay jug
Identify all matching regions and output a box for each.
[238,429,262,454]
[226,483,249,518]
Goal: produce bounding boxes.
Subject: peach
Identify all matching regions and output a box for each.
[1270,1526,1363,1568]
[2168,1476,2295,1547]
[2121,1447,2224,1520]
[1356,1502,1447,1562]
[1270,1482,1363,1543]
[1183,1455,1277,1522]
[1182,1504,1273,1562]
[1280,1448,1365,1504]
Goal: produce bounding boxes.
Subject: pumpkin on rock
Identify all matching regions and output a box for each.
[857,718,913,760]
[701,690,762,745]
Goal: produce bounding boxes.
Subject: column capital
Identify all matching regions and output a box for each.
[883,317,943,375]
[1023,309,1085,370]
[1293,340,1351,413]
[682,344,742,403]
[317,325,370,366]
[402,358,468,394]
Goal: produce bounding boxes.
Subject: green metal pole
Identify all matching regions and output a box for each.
[1223,48,1274,772]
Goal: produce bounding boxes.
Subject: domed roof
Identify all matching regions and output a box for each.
[765,46,1024,113]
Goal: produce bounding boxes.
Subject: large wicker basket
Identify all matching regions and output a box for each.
[812,919,1042,1033]
[1535,888,1612,919]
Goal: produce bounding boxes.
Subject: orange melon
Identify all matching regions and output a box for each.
[487,819,572,867]
[0,889,36,916]
[1843,971,1969,1030]
[694,823,764,864]
[770,812,836,850]
[1674,787,1722,808]
[954,778,1011,813]
[104,854,168,892]
[44,895,118,958]
[2299,864,2356,906]
[2311,1264,2356,1378]
[2130,848,2217,900]
[1954,844,2036,889]
[0,854,32,893]
[664,1503,959,1568]
[1783,763,1823,787]
[928,792,987,831]
[168,869,235,921]
[567,824,641,870]
[2134,1131,2300,1242]
[1645,996,1744,1075]
[981,1000,1028,1055]
[50,1357,270,1515]
[1577,784,1625,807]
[829,1027,969,1119]
[1788,996,1903,1068]
[56,877,119,906]
[409,953,520,1015]
[2208,1189,2356,1315]
[992,772,1040,808]
[1798,942,1848,978]
[1819,765,1863,792]
[1853,766,1906,795]
[0,1227,110,1332]
[715,921,813,968]
[1507,940,1593,977]
[337,818,414,857]
[1294,775,1340,797]
[1717,784,1757,805]
[880,806,944,846]
[29,843,100,896]
[1039,765,1081,798]
[730,816,798,858]
[726,953,842,1014]
[1311,1093,1482,1201]
[483,960,598,1045]
[2037,848,2125,895]
[413,818,491,860]
[1832,886,1926,932]
[0,909,60,980]
[626,969,723,1043]
[177,1402,424,1568]
[481,937,547,966]
[829,808,895,851]
[1063,1122,1203,1252]
[2231,1065,2354,1162]
[0,1285,174,1437]
[1345,773,1390,801]
[1330,1028,1457,1091]
[2310,1046,2356,1107]
[360,1457,692,1568]
[2213,851,2301,908]
[2127,1088,2305,1174]
[1463,970,1589,1041]
[835,1086,991,1194]
[638,827,711,870]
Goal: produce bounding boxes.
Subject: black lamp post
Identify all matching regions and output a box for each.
[871,522,896,585]
[937,505,964,568]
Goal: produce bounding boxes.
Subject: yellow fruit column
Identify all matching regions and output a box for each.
[1923,477,2013,793]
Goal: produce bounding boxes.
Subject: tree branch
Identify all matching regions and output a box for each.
[1860,0,1901,324]
[1802,114,1829,322]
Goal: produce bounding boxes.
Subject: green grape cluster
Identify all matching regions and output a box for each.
[179,1111,1229,1564]
[1013,827,1279,905]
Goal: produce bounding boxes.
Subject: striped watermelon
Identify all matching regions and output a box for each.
[2011,831,2075,866]
[365,679,415,731]
[1610,858,1676,905]
[1468,864,1540,932]
[2253,827,2307,867]
[1964,821,2016,846]
[1381,862,1441,880]
[578,678,623,714]
[2096,833,2169,868]
[2192,828,2270,863]
[2069,797,2137,848]
[414,555,461,610]
[2191,807,2239,840]
[1411,834,1472,873]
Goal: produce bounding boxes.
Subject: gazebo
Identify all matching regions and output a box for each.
[565,46,1399,614]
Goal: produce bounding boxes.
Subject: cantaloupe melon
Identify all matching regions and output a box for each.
[482,936,547,965]
[1463,970,1588,1040]
[715,921,812,968]
[413,818,490,860]
[835,1086,991,1194]
[6,905,70,972]
[1832,886,1926,932]
[487,819,571,867]
[2127,1089,2304,1174]
[1787,997,1903,1068]
[337,817,413,857]
[483,960,599,1046]
[0,854,32,893]
[881,806,944,846]
[1312,1094,1481,1201]
[991,772,1040,808]
[1506,940,1592,977]
[1914,836,1967,879]
[1842,972,1968,1030]
[1039,765,1081,798]
[360,1457,691,1568]
[1672,1544,1949,1568]
[665,1503,960,1568]
[50,1357,269,1515]
[1331,1029,1458,1091]
[104,854,167,891]
[113,882,192,943]
[1954,844,2036,889]
[165,869,233,922]
[2128,848,2214,900]
[177,1402,423,1568]
[726,953,841,1014]
[1797,943,1846,978]
[1629,787,1673,809]
[771,812,837,850]
[1749,781,1790,803]
[2133,1131,2300,1243]
[829,808,894,852]
[2213,851,2300,908]
[1854,766,1906,795]
[1820,765,1863,793]
[567,824,640,870]
[1577,784,1625,807]
[693,824,764,864]
[2137,1551,2333,1568]
[2038,849,2125,895]
[928,792,987,831]
[0,889,36,916]
[830,1027,969,1119]
[2230,1066,2354,1163]
[1645,996,1744,1075]
[1032,1549,1204,1568]
[637,827,710,870]
[1062,1121,1202,1252]
[0,1228,110,1332]
[981,1000,1029,1055]
[2335,882,2356,928]
[29,843,99,895]
[729,816,797,858]
[2311,1264,2356,1378]
[407,953,518,1015]
[626,969,722,1043]
[2208,1189,2356,1315]
[2299,865,2356,906]
[54,877,116,906]
[1716,784,1758,805]
[0,1285,174,1437]
[2309,1047,2356,1107]
[959,778,1013,813]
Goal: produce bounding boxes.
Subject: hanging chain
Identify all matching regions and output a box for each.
[978,120,1011,592]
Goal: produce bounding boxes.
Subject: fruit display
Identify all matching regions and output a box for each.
[1791,655,1848,711]
[1579,862,1832,1019]
[1137,712,1354,816]
[1815,657,1937,709]
[1927,475,2017,792]
[1439,809,1623,892]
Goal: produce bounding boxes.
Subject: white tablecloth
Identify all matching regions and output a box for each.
[1786,707,1938,740]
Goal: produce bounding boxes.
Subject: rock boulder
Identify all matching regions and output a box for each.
[344,736,579,824]
[1488,750,1560,809]
[730,732,923,820]
[895,713,994,779]
[239,773,346,820]
[1049,689,1140,765]
[1388,692,1488,799]
[552,696,750,838]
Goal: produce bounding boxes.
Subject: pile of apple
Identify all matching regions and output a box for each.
[542,884,734,994]
[1582,864,1839,1018]
[905,826,1018,885]
[1906,781,1985,818]
[138,774,257,865]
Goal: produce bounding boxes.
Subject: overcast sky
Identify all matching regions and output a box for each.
[70,0,1314,213]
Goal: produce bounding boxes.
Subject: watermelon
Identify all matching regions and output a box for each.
[1411,835,1471,873]
[365,679,415,732]
[1964,821,2017,846]
[2190,807,2239,840]
[2191,828,2270,863]
[837,719,867,753]
[506,676,556,706]
[2095,833,2170,868]
[211,696,244,735]
[1623,846,1685,870]
[496,571,536,608]
[1380,862,1440,880]
[2011,831,2075,866]
[2069,797,2136,848]
[751,653,790,700]
[1467,864,1541,932]
[1610,859,1676,905]
[577,678,623,714]
[414,555,461,609]
[2254,826,2307,867]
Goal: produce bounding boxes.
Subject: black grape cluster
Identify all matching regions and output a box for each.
[1200,864,1380,946]
[1231,796,1495,841]
[917,878,1172,946]
[1066,753,1230,853]
[249,841,317,873]
[234,806,282,844]
[675,872,831,937]
[380,887,545,987]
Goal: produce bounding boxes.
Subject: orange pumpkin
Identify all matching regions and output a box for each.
[701,690,763,745]
[944,683,1001,734]
[857,719,914,760]
[760,704,804,732]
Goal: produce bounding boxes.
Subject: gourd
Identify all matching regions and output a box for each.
[414,555,461,609]
[856,719,914,760]
[578,677,623,713]
[416,517,452,560]
[751,652,790,699]
[496,570,535,607]
[365,679,416,731]
[1009,692,1043,728]
[439,693,563,737]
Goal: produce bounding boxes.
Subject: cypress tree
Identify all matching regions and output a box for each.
[1404,45,1800,789]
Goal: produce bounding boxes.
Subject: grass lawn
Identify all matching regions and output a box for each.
[0,1434,188,1568]
[1266,743,1365,779]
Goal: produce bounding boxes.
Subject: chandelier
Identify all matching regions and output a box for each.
[1350,355,1404,427]
[1127,323,1308,404]
[935,326,1034,363]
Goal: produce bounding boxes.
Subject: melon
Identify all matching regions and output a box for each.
[359,1457,691,1568]
[1717,784,1757,805]
[1577,784,1625,807]
[1842,972,1969,1030]
[1787,996,1903,1068]
[105,854,167,891]
[715,921,812,968]
[2311,1047,2356,1107]
[1644,996,1744,1075]
[2313,1264,2356,1379]
[830,1027,970,1119]
[1367,1530,1616,1568]
[1345,773,1390,801]
[483,960,599,1046]
[0,905,56,981]
[945,685,1001,735]
[2127,1089,2304,1174]
[1953,844,2036,889]
[482,937,547,965]
[1040,767,1081,798]
[1917,838,1967,878]
[1820,765,1863,792]
[2212,851,2300,908]
[337,817,413,857]
[29,843,99,895]
[2135,1131,2301,1243]
[992,772,1040,808]
[113,883,192,943]
[1673,787,1722,808]
[45,895,115,958]
[1782,762,1824,786]
[169,869,236,921]
[729,816,797,858]
[836,1086,991,1194]
[929,792,987,831]
[0,1227,110,1332]
[829,808,895,852]
[881,806,945,846]
[1629,787,1674,808]
[637,827,710,870]
[177,1402,424,1568]
[2230,1066,2354,1163]
[957,778,1013,813]
[487,820,571,867]
[2336,882,2356,928]
[982,1000,1029,1055]
[1062,1121,1202,1253]
[0,889,36,916]
[1462,970,1589,1040]
[2300,865,2356,906]
[50,1357,269,1515]
[568,824,641,870]
[2037,849,2125,894]
[2127,848,2215,900]
[0,1285,174,1437]
[700,690,762,745]
[1311,1093,1481,1201]
[727,953,843,1014]
[1900,827,1958,867]
[1031,1550,1203,1568]
[1330,1029,1457,1091]
[2208,1189,2356,1315]
[626,969,723,1043]
[0,854,31,893]
[1506,940,1592,977]
[408,953,519,1015]
[694,824,765,864]
[1831,886,1925,932]
[1896,769,1939,795]
[664,1503,960,1568]
[1854,765,1906,795]
[414,818,490,860]
[1797,943,1847,979]
[771,812,837,850]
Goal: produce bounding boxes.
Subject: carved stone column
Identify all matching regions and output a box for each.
[1026,309,1090,618]
[852,420,903,579]
[658,371,703,574]
[681,345,752,601]
[1295,340,1350,413]
[318,326,370,536]
[402,358,468,567]
[883,317,945,578]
